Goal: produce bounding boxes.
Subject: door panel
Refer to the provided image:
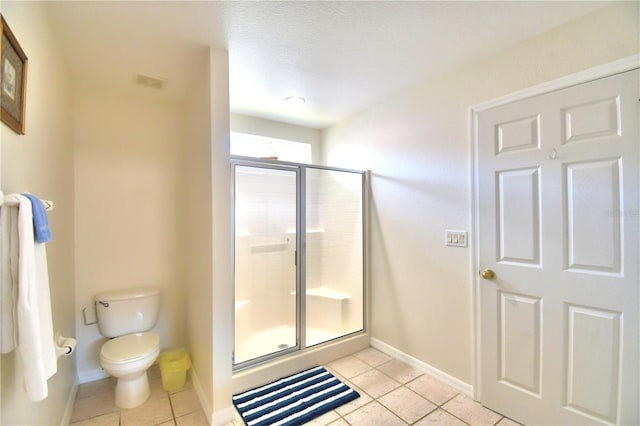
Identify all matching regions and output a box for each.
[496,114,541,154]
[562,97,620,144]
[497,167,541,265]
[565,159,622,274]
[499,292,542,397]
[477,69,638,425]
[565,305,621,423]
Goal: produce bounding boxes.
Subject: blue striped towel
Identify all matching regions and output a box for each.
[21,194,51,243]
[233,366,359,426]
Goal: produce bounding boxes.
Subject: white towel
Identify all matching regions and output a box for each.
[0,194,57,401]
[0,198,18,354]
[1,198,19,352]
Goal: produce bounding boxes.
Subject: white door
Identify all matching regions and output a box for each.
[476,69,638,425]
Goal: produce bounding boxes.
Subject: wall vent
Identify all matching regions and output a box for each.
[135,74,167,90]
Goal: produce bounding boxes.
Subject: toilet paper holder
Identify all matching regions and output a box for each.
[54,333,77,358]
[82,306,98,326]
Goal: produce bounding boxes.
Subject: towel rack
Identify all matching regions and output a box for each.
[0,191,54,211]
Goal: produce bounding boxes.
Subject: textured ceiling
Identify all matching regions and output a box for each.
[45,1,607,129]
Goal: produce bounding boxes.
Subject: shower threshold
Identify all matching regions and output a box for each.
[234,325,341,366]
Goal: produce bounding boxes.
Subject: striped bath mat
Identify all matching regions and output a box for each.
[232,366,360,426]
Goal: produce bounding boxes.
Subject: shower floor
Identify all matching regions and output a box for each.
[235,324,340,365]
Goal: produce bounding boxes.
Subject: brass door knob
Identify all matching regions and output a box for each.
[480,269,495,279]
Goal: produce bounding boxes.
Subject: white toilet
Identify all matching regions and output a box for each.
[95,287,161,409]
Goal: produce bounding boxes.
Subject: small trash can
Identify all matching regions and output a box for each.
[159,348,191,392]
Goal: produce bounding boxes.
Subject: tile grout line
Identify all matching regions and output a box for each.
[340,361,431,425]
[339,360,427,425]
[167,389,178,425]
[431,393,471,426]
[375,366,462,426]
[381,362,508,426]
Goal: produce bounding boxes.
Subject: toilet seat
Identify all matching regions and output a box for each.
[101,332,160,364]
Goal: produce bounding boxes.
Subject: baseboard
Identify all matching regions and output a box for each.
[60,377,79,426]
[370,338,473,397]
[78,368,109,384]
[211,406,236,426]
[190,367,214,425]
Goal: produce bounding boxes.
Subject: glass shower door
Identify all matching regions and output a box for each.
[233,164,299,365]
[305,167,364,347]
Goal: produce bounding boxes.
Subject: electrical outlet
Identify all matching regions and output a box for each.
[446,230,468,247]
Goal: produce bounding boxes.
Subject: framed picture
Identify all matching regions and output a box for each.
[1,14,28,135]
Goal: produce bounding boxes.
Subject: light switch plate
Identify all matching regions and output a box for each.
[446,230,468,247]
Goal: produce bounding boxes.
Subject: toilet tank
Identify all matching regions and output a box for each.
[95,287,160,338]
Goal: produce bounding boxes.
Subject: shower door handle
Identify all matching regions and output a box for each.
[294,250,297,267]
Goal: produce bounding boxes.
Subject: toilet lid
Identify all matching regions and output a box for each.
[101,332,160,363]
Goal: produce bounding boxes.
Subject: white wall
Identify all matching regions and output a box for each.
[73,86,187,382]
[184,48,233,425]
[230,114,322,163]
[322,2,639,384]
[209,48,234,425]
[184,52,214,419]
[0,2,76,424]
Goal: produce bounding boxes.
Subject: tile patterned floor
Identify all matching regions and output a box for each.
[70,365,208,426]
[71,347,521,426]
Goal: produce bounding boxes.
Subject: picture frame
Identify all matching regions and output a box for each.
[1,14,28,135]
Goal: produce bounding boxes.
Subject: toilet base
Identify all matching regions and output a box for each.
[114,371,151,409]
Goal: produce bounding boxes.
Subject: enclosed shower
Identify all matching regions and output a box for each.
[232,159,366,368]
